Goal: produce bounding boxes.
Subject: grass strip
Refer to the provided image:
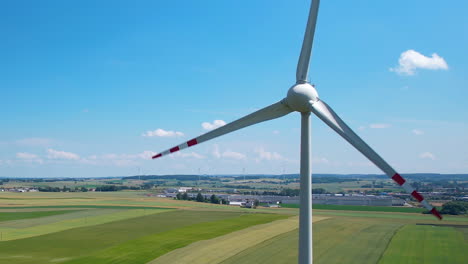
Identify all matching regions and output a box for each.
[314,210,468,222]
[148,216,326,264]
[378,225,468,264]
[0,209,123,229]
[0,210,245,264]
[281,203,426,213]
[222,217,402,264]
[0,209,170,241]
[0,210,78,222]
[64,213,288,264]
[0,205,171,210]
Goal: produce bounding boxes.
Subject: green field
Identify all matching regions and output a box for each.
[282,203,426,213]
[65,213,287,264]
[0,210,78,222]
[221,217,401,264]
[0,191,466,264]
[379,225,467,264]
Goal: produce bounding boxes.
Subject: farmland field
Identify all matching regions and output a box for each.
[0,191,467,264]
[0,210,78,222]
[379,224,467,264]
[282,203,426,213]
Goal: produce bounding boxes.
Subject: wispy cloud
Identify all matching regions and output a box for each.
[369,123,391,129]
[81,151,160,166]
[16,152,39,159]
[420,152,436,160]
[390,49,448,75]
[212,144,245,160]
[212,144,221,158]
[202,120,226,130]
[142,128,184,137]
[412,129,424,135]
[138,150,157,160]
[172,152,205,159]
[0,160,12,166]
[255,147,284,161]
[312,157,330,164]
[16,138,53,147]
[47,149,80,160]
[16,152,43,164]
[222,150,246,160]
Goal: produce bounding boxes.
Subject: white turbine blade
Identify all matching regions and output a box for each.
[296,0,320,83]
[152,100,292,159]
[309,99,443,220]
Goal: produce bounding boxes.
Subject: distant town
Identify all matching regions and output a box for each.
[1,173,467,214]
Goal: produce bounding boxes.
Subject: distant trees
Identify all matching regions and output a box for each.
[440,201,468,215]
[196,193,204,202]
[280,188,300,196]
[312,188,327,194]
[175,192,224,205]
[95,185,139,192]
[253,199,259,208]
[38,186,61,192]
[210,194,219,204]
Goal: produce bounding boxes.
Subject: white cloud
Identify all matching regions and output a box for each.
[0,160,13,166]
[345,161,374,167]
[16,152,39,159]
[420,152,436,160]
[369,123,391,129]
[81,153,141,166]
[16,138,53,147]
[202,120,226,130]
[390,49,448,75]
[113,159,139,167]
[272,130,280,135]
[212,144,221,158]
[142,128,184,137]
[222,150,246,160]
[255,148,284,161]
[172,152,205,159]
[312,157,330,164]
[412,129,424,135]
[47,149,80,160]
[212,145,245,160]
[16,152,43,164]
[138,150,157,160]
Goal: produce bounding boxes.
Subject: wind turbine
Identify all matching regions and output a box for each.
[151,1,442,263]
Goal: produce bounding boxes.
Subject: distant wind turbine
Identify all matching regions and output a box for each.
[151,1,442,263]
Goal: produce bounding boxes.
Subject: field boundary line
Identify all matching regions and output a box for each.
[0,208,173,241]
[375,224,405,264]
[148,215,328,264]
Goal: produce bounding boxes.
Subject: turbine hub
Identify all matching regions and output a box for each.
[286,82,319,112]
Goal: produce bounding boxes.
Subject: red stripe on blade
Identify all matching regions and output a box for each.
[411,190,424,202]
[170,146,180,153]
[431,208,443,220]
[187,138,198,147]
[392,173,406,186]
[152,153,162,159]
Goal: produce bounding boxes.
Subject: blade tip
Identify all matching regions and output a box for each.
[430,208,443,220]
[152,153,162,159]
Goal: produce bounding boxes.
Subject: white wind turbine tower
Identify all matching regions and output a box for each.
[151,1,442,263]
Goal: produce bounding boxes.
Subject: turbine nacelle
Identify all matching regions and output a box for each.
[286,82,319,112]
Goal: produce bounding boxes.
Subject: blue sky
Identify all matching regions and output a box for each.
[1,0,467,178]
